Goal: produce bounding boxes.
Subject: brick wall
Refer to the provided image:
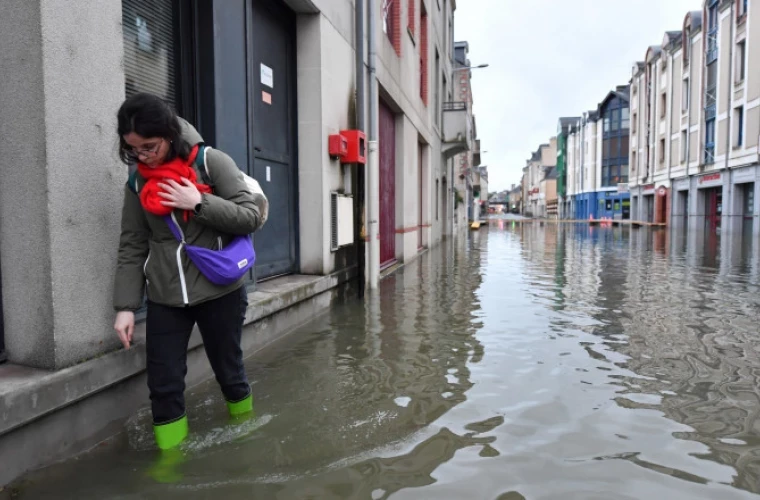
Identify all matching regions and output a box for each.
[420,3,428,105]
[386,0,401,56]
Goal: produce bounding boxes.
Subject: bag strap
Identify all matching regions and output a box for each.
[164,214,185,243]
[196,145,214,187]
[127,170,140,195]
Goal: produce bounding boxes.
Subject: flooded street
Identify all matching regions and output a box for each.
[8,220,760,499]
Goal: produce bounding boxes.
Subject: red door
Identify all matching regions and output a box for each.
[706,188,722,230]
[379,101,396,267]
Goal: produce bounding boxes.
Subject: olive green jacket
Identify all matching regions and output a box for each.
[114,120,263,311]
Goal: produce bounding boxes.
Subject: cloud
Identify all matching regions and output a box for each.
[456,0,702,191]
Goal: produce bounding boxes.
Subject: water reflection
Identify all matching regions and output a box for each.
[542,222,760,496]
[7,236,487,499]
[6,221,760,499]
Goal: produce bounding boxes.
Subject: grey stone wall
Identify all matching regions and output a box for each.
[0,0,126,369]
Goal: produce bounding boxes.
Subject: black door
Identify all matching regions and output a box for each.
[249,0,298,278]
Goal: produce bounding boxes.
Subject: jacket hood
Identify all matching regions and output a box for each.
[179,117,204,146]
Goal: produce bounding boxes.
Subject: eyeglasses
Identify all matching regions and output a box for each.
[125,140,164,162]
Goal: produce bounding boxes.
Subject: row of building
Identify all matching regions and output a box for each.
[521,0,759,236]
[521,139,559,218]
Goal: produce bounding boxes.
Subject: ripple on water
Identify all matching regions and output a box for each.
[8,223,760,499]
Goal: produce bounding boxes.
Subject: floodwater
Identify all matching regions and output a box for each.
[7,219,760,499]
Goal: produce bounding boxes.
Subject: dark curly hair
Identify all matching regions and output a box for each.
[116,93,191,165]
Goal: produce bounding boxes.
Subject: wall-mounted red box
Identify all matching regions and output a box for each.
[340,130,366,164]
[328,133,348,159]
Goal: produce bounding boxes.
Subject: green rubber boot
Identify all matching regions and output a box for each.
[149,416,188,483]
[148,448,185,484]
[153,415,189,450]
[227,394,253,417]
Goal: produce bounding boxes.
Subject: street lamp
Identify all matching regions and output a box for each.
[453,64,489,72]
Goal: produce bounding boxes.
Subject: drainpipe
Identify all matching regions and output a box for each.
[666,47,675,225]
[685,38,692,180]
[367,0,380,290]
[724,1,735,221]
[355,0,366,297]
[685,36,692,222]
[667,48,675,183]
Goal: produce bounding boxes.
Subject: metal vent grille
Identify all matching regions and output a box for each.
[330,193,338,251]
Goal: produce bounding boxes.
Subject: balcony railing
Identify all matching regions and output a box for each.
[707,33,718,63]
[442,101,472,158]
[704,145,715,165]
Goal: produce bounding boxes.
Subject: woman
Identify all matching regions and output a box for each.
[113,93,263,450]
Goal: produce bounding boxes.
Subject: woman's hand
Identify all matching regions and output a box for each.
[158,178,202,211]
[114,311,135,349]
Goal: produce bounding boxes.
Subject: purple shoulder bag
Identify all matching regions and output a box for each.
[164,216,255,287]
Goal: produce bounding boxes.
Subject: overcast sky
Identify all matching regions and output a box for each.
[455,0,703,192]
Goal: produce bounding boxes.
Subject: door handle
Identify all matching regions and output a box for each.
[254,146,263,152]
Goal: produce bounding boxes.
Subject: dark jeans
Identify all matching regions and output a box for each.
[146,287,250,424]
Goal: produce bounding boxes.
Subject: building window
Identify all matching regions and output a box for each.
[734,106,744,147]
[600,99,629,187]
[683,31,691,66]
[705,118,716,164]
[632,112,637,133]
[682,78,689,112]
[408,0,416,37]
[736,40,746,83]
[123,0,178,109]
[659,139,665,164]
[681,130,688,163]
[738,0,748,20]
[660,93,667,118]
[746,183,755,215]
[448,18,454,61]
[707,1,719,63]
[434,50,440,127]
[610,109,620,131]
[420,3,428,105]
[383,0,401,56]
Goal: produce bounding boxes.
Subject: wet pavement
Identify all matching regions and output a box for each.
[6,219,760,499]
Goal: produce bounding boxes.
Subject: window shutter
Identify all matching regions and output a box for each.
[122,0,177,109]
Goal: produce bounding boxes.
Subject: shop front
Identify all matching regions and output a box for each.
[696,172,723,231]
[597,191,631,220]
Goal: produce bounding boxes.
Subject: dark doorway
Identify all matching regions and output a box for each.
[379,100,397,268]
[678,190,689,222]
[645,195,654,223]
[441,176,448,233]
[742,182,754,241]
[705,187,722,231]
[249,0,298,278]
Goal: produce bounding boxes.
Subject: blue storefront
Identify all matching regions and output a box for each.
[573,191,630,220]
